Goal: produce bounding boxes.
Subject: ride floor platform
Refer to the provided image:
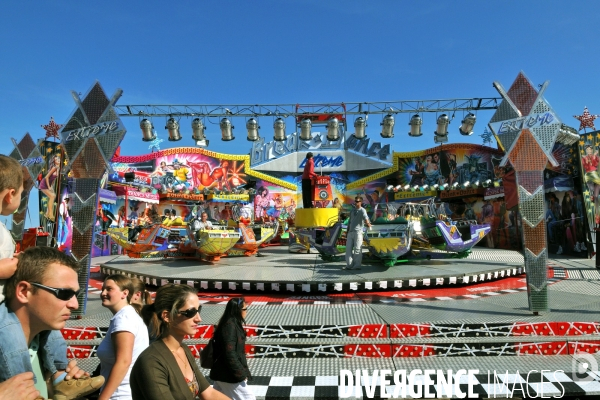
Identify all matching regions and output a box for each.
[99,247,527,294]
[69,253,600,398]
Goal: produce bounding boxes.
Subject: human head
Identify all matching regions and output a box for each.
[333,198,339,205]
[224,202,230,209]
[4,246,80,303]
[101,274,133,313]
[354,196,363,208]
[5,247,81,332]
[160,161,167,168]
[130,277,152,314]
[217,297,247,330]
[257,186,269,197]
[141,284,199,340]
[164,209,171,216]
[53,155,61,166]
[0,155,24,216]
[585,145,593,155]
[201,211,208,221]
[221,159,229,168]
[306,152,313,159]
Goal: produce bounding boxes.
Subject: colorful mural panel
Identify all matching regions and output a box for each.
[577,130,600,247]
[37,141,65,240]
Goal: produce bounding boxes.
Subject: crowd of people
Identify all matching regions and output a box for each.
[0,155,254,400]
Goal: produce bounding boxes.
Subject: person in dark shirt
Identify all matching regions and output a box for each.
[210,298,255,399]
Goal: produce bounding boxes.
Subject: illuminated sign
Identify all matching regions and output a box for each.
[299,154,344,169]
[251,132,392,166]
[64,121,120,142]
[208,194,250,202]
[19,157,44,166]
[345,135,391,161]
[489,112,557,136]
[394,190,437,200]
[439,188,486,199]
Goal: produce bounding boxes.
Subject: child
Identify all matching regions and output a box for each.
[0,155,103,398]
[0,155,24,302]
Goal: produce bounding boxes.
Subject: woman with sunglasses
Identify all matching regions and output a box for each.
[210,298,254,400]
[131,284,229,400]
[97,275,149,400]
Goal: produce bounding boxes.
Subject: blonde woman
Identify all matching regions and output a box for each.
[39,155,61,221]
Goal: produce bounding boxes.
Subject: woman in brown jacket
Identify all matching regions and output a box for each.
[210,298,255,400]
[130,284,229,400]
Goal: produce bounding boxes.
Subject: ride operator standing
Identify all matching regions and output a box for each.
[344,196,372,270]
[301,152,317,208]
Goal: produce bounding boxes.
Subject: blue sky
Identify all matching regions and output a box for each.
[1,1,599,226]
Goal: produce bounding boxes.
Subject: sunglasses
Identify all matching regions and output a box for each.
[178,306,202,319]
[29,282,81,301]
[354,201,362,204]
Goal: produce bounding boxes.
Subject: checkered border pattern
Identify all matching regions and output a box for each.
[234,371,600,399]
[99,265,527,294]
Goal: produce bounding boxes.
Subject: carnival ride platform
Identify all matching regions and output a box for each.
[99,247,527,295]
[70,252,600,399]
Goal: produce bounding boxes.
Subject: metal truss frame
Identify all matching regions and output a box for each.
[114,98,501,119]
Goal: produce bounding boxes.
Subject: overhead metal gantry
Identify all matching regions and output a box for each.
[115,97,501,119]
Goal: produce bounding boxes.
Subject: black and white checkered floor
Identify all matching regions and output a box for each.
[239,370,600,399]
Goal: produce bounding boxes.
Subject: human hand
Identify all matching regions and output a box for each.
[0,257,18,279]
[64,359,90,380]
[0,372,40,400]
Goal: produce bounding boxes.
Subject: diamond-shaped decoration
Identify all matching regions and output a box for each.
[15,133,36,160]
[489,100,521,124]
[9,147,21,161]
[62,108,87,134]
[71,140,109,179]
[71,200,97,235]
[508,130,549,171]
[73,178,101,202]
[518,186,545,227]
[80,83,110,125]
[524,248,548,292]
[10,219,25,241]
[95,128,126,163]
[495,127,522,154]
[506,72,538,115]
[531,100,551,115]
[531,123,561,160]
[97,108,118,124]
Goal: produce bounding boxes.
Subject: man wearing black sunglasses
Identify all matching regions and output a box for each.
[0,246,104,399]
[344,196,372,270]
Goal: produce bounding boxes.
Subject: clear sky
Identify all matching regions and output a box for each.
[1,1,599,226]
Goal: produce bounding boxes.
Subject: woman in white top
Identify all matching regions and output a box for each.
[97,274,149,400]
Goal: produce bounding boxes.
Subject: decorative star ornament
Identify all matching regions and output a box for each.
[41,117,64,140]
[574,106,599,131]
[148,134,163,152]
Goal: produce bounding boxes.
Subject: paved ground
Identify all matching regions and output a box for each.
[71,249,600,399]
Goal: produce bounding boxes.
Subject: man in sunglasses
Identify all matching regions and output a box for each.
[0,246,104,399]
[344,196,372,270]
